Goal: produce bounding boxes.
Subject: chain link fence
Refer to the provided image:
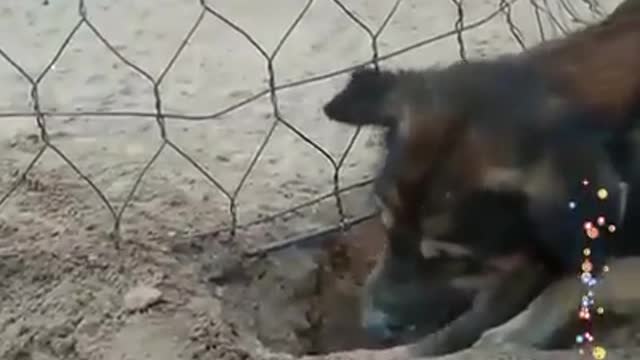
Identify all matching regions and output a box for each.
[0,0,612,253]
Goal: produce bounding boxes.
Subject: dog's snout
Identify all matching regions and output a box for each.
[323,100,336,118]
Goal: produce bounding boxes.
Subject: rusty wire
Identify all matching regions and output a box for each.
[0,0,610,250]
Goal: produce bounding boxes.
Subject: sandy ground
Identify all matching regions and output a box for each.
[0,0,635,359]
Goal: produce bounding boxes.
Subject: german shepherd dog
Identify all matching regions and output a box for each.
[322,0,640,356]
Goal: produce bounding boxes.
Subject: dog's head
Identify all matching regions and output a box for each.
[360,187,539,344]
[360,241,486,344]
[323,67,400,128]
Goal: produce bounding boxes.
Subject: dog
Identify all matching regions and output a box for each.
[323,0,640,356]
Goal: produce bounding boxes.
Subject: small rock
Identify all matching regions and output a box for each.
[124,285,162,312]
[50,336,77,357]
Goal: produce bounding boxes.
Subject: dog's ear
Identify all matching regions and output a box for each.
[323,67,398,127]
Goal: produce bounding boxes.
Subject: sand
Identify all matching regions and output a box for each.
[0,0,634,359]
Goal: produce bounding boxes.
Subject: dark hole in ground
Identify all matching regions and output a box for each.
[173,219,392,357]
[241,218,391,356]
[302,219,389,354]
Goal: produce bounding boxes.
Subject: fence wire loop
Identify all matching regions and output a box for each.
[0,0,607,249]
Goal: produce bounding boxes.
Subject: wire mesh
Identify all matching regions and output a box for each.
[0,0,610,251]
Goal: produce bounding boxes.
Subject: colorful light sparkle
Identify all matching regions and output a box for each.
[572,180,615,359]
[586,227,600,239]
[593,346,607,359]
[582,260,593,273]
[597,188,608,200]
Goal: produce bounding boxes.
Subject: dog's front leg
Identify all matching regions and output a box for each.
[405,263,551,356]
[475,256,640,349]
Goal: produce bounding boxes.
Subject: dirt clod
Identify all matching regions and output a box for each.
[124,286,163,312]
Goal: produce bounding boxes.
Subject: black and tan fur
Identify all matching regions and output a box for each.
[323,0,640,356]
